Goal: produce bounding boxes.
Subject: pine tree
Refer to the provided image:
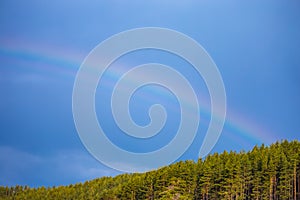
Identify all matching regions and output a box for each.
[3,140,300,200]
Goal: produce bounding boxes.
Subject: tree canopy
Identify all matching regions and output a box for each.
[1,140,299,200]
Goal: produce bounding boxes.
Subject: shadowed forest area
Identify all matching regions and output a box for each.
[1,140,299,200]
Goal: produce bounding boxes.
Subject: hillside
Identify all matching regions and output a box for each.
[1,140,300,200]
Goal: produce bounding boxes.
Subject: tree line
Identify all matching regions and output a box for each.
[0,140,299,199]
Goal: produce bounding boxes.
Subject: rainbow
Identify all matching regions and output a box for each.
[0,39,277,150]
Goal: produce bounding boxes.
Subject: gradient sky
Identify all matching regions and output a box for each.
[0,0,300,187]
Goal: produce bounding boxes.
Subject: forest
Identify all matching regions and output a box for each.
[0,140,299,200]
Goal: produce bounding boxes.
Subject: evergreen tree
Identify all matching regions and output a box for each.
[1,140,299,200]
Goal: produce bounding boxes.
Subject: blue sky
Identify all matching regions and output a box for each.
[0,0,300,187]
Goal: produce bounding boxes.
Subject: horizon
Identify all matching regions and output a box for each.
[3,139,299,189]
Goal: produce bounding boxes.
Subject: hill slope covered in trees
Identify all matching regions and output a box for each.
[1,140,300,200]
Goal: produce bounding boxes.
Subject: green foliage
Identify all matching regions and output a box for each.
[1,140,299,200]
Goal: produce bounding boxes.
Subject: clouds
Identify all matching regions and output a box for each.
[0,0,299,187]
[0,146,118,187]
[0,146,41,186]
